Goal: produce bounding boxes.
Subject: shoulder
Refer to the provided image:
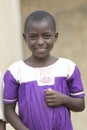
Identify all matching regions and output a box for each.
[4,60,23,79]
[59,58,76,65]
[8,60,23,71]
[58,58,77,77]
[58,58,76,68]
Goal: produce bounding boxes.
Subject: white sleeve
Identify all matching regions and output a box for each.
[0,72,5,121]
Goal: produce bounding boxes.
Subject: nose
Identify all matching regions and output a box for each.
[37,36,44,45]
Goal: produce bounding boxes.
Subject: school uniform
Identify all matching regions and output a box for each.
[3,58,85,130]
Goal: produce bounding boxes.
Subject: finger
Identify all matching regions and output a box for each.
[47,102,55,107]
[45,95,56,99]
[45,91,54,96]
[45,98,55,103]
[44,88,53,93]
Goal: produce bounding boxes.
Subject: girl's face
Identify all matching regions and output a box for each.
[23,20,58,59]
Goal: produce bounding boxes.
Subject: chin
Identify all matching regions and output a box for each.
[34,54,49,59]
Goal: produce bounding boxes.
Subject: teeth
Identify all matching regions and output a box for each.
[36,48,46,51]
[35,48,46,53]
[38,49,45,51]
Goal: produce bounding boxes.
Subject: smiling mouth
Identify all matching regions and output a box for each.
[38,48,46,51]
[35,48,47,52]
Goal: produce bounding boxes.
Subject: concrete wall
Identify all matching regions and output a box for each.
[0,0,23,73]
[0,0,22,129]
[0,0,87,129]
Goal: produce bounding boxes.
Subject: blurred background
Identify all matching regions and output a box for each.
[0,0,87,129]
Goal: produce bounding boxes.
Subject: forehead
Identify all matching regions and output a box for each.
[27,19,54,33]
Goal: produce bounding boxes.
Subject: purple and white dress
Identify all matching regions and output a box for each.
[3,58,85,130]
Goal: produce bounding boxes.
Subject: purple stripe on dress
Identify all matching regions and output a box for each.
[3,70,19,103]
[67,66,85,98]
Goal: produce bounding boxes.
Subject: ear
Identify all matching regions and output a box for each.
[55,32,58,38]
[23,33,28,44]
[54,32,58,42]
[23,33,26,40]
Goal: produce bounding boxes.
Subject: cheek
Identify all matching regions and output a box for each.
[47,39,55,46]
[47,42,54,50]
[26,39,36,47]
[44,38,54,43]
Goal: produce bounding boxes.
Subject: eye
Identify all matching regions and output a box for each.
[29,34,38,40]
[43,34,52,39]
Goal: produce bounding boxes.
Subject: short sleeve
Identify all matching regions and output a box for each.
[0,72,5,121]
[67,66,85,98]
[3,70,19,104]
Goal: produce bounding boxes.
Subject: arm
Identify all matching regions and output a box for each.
[0,120,6,130]
[4,103,29,130]
[0,72,6,130]
[44,89,85,112]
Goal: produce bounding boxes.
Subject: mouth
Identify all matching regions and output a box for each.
[38,48,46,51]
[35,48,47,53]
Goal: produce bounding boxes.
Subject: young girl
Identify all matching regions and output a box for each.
[0,71,6,130]
[3,10,85,130]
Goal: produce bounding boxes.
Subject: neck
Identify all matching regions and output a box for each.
[31,54,51,62]
[24,55,58,68]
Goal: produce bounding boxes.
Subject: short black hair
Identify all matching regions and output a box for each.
[24,10,56,33]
